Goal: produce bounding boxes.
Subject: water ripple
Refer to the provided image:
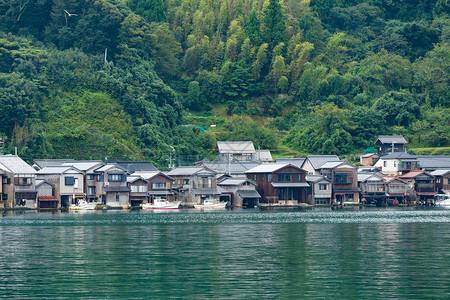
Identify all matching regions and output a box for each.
[0,208,449,226]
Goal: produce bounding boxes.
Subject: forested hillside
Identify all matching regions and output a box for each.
[0,0,448,166]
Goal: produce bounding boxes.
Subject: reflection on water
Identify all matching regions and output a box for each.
[0,208,449,299]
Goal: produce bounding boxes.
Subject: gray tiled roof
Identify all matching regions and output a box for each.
[131,171,174,181]
[417,156,450,170]
[126,176,148,183]
[430,169,450,176]
[217,141,255,154]
[62,161,103,172]
[167,167,211,176]
[275,158,305,168]
[357,173,384,182]
[0,155,37,174]
[111,161,158,172]
[36,179,54,187]
[245,163,289,173]
[376,135,408,144]
[95,164,127,173]
[33,159,76,169]
[319,161,349,169]
[238,190,261,198]
[380,152,417,160]
[200,160,260,174]
[37,166,82,174]
[305,155,341,170]
[255,150,273,161]
[218,178,252,186]
[306,175,330,183]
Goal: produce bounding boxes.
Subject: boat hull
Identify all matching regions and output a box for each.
[68,203,97,211]
[142,201,181,210]
[436,200,450,207]
[194,202,228,209]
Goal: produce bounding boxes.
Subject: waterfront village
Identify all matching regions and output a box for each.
[0,135,449,210]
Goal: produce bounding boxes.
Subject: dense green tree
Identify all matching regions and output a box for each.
[371,91,421,127]
[127,0,166,22]
[246,9,262,45]
[0,73,42,135]
[263,0,286,49]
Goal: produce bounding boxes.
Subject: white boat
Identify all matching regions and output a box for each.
[142,198,181,210]
[194,199,228,209]
[69,199,98,211]
[435,194,450,208]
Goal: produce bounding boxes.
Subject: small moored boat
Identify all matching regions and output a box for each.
[435,194,450,208]
[142,198,181,210]
[69,199,98,211]
[194,199,228,209]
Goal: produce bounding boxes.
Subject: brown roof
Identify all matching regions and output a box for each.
[399,170,425,179]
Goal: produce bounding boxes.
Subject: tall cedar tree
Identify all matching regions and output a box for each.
[245,9,262,45]
[127,0,166,22]
[263,0,285,49]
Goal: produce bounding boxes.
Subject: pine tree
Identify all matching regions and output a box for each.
[245,9,262,45]
[263,0,285,49]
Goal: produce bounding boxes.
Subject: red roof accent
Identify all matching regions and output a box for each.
[416,192,436,195]
[38,196,58,201]
[399,170,425,179]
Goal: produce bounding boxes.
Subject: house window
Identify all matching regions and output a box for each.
[383,161,387,167]
[436,178,441,183]
[65,176,75,186]
[87,174,95,180]
[108,174,125,182]
[334,172,353,184]
[184,179,189,184]
[88,186,96,195]
[96,174,104,181]
[152,182,166,190]
[259,174,265,180]
[278,174,292,182]
[315,198,328,205]
[2,177,11,184]
[131,185,148,193]
[394,161,397,167]
[298,174,302,181]
[268,174,272,182]
[319,184,328,190]
[16,177,32,185]
[2,193,7,200]
[199,177,213,188]
[115,195,119,202]
[345,194,354,202]
[74,178,79,188]
[278,188,286,200]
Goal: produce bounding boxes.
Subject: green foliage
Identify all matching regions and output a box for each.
[263,0,286,49]
[220,116,277,150]
[0,72,42,135]
[127,0,166,22]
[0,0,448,162]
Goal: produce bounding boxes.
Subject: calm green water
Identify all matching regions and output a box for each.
[1,208,449,299]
